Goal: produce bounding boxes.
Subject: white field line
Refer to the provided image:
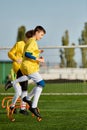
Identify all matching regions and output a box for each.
[42,93,87,95]
[1,92,87,96]
[40,109,87,112]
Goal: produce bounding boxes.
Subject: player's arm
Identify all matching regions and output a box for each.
[25,52,44,63]
[39,50,44,53]
[8,43,19,62]
[25,52,36,60]
[25,40,44,63]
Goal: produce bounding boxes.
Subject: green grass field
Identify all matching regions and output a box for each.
[0,83,87,130]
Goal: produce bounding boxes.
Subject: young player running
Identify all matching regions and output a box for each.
[5,30,33,115]
[9,26,46,118]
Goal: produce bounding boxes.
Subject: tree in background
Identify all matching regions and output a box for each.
[79,22,87,68]
[60,30,77,67]
[16,26,26,42]
[59,49,65,67]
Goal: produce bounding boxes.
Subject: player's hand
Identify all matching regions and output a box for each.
[36,56,44,63]
[39,50,44,53]
[16,59,22,64]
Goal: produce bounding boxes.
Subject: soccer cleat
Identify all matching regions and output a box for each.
[29,107,42,118]
[23,97,32,107]
[5,80,13,91]
[19,109,29,115]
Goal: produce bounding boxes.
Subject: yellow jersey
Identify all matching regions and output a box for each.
[20,38,40,75]
[8,41,25,73]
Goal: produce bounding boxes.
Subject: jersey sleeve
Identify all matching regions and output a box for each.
[25,52,36,60]
[8,43,18,61]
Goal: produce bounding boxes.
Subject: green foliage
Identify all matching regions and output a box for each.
[60,30,77,67]
[62,30,69,46]
[60,49,65,67]
[79,22,87,68]
[16,26,26,42]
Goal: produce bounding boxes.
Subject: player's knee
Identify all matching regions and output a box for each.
[37,80,45,87]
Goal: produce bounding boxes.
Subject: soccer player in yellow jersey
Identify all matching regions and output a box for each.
[5,30,33,115]
[12,26,46,118]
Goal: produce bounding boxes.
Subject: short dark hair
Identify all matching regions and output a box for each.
[34,26,46,34]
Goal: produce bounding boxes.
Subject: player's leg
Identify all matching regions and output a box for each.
[9,82,22,113]
[17,69,29,115]
[5,73,28,90]
[24,86,36,101]
[23,72,45,117]
[19,81,29,115]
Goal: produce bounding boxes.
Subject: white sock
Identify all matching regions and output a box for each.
[27,87,36,101]
[11,83,22,107]
[21,91,28,110]
[32,86,43,108]
[11,75,28,85]
[21,91,28,99]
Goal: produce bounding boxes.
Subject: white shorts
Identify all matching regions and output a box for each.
[28,72,43,83]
